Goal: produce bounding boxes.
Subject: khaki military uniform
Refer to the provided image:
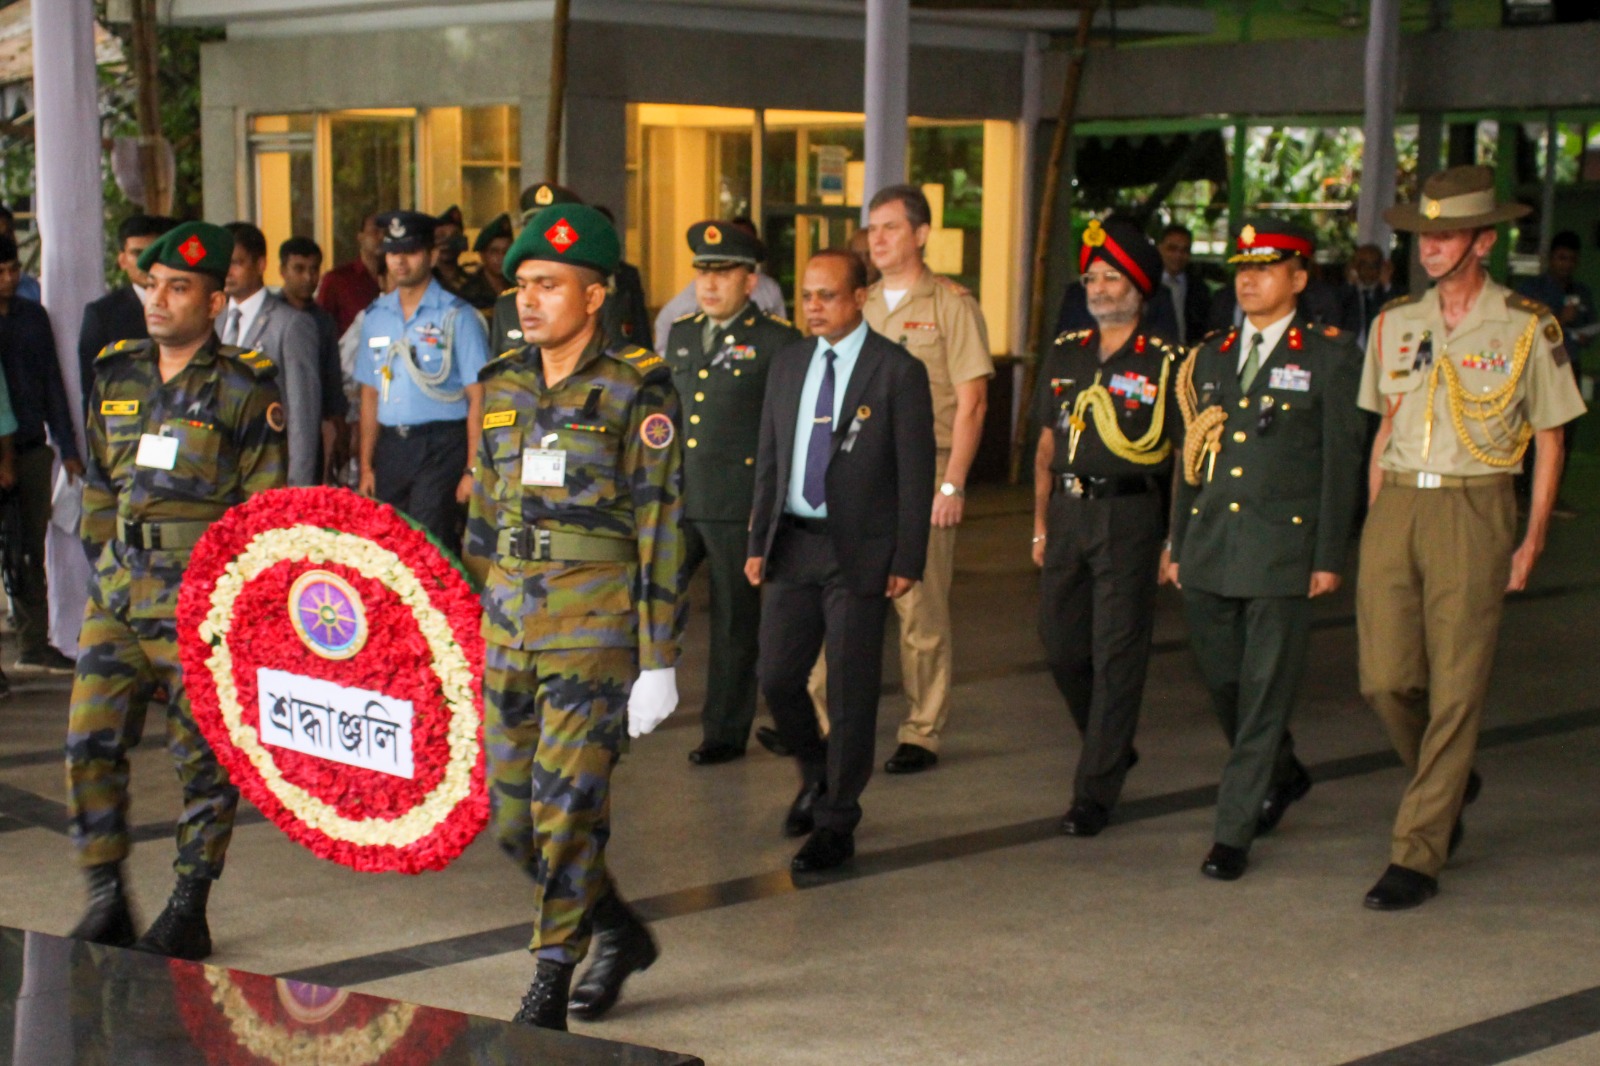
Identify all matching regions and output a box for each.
[464,335,683,964]
[665,304,800,749]
[67,337,287,880]
[1357,280,1585,876]
[832,270,992,752]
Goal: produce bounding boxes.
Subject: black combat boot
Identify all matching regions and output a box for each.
[134,875,213,961]
[568,891,659,1021]
[513,959,576,1030]
[69,862,136,948]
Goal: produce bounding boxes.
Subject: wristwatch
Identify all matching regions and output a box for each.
[939,482,965,498]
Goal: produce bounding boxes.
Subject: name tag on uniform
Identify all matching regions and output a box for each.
[135,433,179,471]
[101,400,139,416]
[368,336,391,349]
[483,410,517,429]
[1269,365,1312,392]
[521,448,566,487]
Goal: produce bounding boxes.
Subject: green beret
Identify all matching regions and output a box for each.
[504,205,620,279]
[688,220,763,267]
[136,221,233,282]
[473,213,514,253]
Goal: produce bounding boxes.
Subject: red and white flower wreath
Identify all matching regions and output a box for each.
[177,486,487,874]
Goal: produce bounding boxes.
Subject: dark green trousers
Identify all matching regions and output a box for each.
[1182,588,1309,849]
[683,519,760,749]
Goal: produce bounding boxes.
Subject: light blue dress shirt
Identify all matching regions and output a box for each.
[353,279,489,425]
[785,318,868,519]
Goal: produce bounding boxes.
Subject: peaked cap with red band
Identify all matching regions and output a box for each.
[136,221,233,282]
[1078,217,1163,298]
[504,204,620,278]
[1228,216,1316,265]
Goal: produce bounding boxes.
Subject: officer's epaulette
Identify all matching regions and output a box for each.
[1379,292,1418,314]
[1149,336,1181,361]
[1054,329,1092,346]
[220,345,278,379]
[479,347,525,381]
[500,286,516,297]
[96,337,150,362]
[1507,292,1553,319]
[673,311,704,324]
[610,345,672,385]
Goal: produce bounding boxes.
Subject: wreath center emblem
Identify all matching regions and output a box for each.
[289,570,368,660]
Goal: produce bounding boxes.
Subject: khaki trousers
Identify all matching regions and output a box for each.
[1356,476,1515,877]
[806,502,958,752]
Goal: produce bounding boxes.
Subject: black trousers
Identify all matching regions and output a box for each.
[683,519,762,748]
[758,524,889,834]
[374,421,468,552]
[1037,489,1164,811]
[10,443,55,657]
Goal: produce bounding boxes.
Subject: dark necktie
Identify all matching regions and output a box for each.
[802,349,837,509]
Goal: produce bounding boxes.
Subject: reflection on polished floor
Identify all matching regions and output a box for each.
[6,464,1600,1065]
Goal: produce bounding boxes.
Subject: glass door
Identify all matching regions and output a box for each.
[326,110,417,266]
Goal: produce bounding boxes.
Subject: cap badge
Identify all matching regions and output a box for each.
[546,219,578,253]
[1423,198,1442,220]
[705,225,722,245]
[388,217,406,238]
[535,185,554,206]
[1239,224,1257,247]
[178,236,206,266]
[1082,219,1107,248]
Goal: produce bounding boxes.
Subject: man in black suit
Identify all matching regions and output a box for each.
[76,215,175,411]
[745,249,936,874]
[1157,224,1212,348]
[1341,243,1394,350]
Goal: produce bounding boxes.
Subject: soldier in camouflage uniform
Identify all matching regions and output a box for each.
[665,220,800,764]
[463,204,683,1030]
[489,183,650,357]
[66,222,287,961]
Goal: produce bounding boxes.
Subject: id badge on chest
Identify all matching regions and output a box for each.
[521,434,566,487]
[135,432,179,471]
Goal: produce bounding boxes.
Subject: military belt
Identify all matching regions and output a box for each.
[497,527,636,563]
[1054,473,1157,499]
[116,517,211,551]
[1382,470,1510,491]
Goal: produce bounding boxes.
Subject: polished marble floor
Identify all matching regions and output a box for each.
[5,461,1600,1065]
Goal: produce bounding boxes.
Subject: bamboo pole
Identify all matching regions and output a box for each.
[1010,2,1097,482]
[130,0,170,215]
[545,0,571,179]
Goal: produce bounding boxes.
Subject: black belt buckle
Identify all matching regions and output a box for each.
[1062,474,1086,498]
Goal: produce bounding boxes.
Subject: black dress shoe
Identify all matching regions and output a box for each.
[1059,802,1109,837]
[1448,769,1484,858]
[1363,864,1438,911]
[1200,843,1249,881]
[1257,761,1313,835]
[790,827,854,874]
[783,780,826,838]
[687,742,745,766]
[568,894,658,1021]
[884,743,938,774]
[755,726,793,758]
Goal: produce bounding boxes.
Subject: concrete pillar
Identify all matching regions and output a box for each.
[862,0,909,219]
[1357,0,1400,249]
[30,0,101,656]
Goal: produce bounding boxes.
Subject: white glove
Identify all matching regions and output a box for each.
[628,668,679,738]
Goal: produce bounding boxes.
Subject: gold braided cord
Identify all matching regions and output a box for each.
[1422,317,1537,467]
[1067,355,1173,466]
[1175,348,1227,486]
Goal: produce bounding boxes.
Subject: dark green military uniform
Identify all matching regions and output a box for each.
[664,223,799,755]
[1171,248,1364,853]
[464,209,683,968]
[459,213,513,311]
[67,334,287,879]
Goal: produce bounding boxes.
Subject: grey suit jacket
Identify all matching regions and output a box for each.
[243,291,321,485]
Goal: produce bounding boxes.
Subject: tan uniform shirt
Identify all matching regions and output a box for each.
[1358,278,1586,476]
[866,270,994,452]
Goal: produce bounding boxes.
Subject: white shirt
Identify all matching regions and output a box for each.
[225,286,268,346]
[133,283,153,308]
[882,288,908,313]
[1237,310,1296,374]
[785,319,869,519]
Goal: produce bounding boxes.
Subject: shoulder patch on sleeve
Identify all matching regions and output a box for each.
[672,311,701,324]
[1380,293,1418,314]
[221,346,278,380]
[1508,291,1553,318]
[767,313,794,328]
[96,338,148,362]
[612,345,672,385]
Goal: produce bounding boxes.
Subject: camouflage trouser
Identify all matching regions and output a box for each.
[64,598,239,880]
[484,643,634,964]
